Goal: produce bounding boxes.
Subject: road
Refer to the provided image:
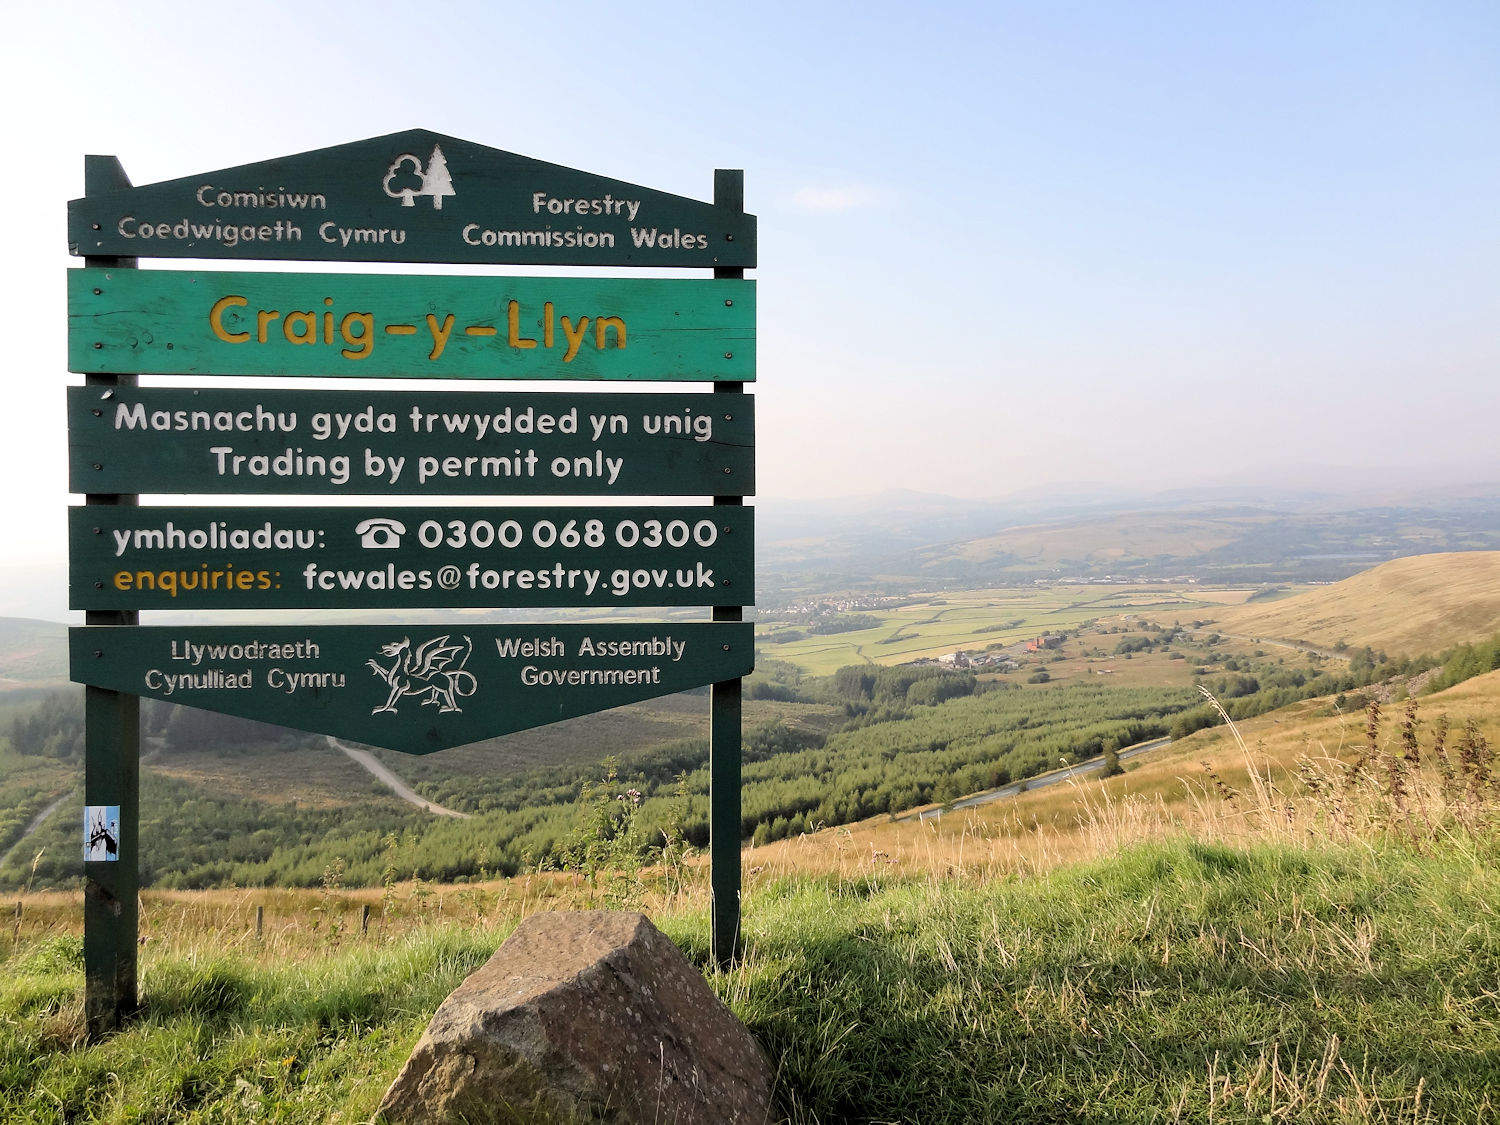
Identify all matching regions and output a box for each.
[327,736,471,818]
[900,737,1172,823]
[1176,625,1346,661]
[1,791,72,868]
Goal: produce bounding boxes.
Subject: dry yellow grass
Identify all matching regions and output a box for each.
[1202,551,1500,657]
[5,872,700,954]
[743,667,1500,885]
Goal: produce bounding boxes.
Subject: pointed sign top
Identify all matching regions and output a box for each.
[68,129,755,269]
[71,623,754,754]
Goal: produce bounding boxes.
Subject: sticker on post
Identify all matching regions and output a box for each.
[85,806,121,862]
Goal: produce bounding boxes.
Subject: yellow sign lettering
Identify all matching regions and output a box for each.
[209,295,250,343]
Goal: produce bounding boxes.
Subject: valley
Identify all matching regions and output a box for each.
[7,547,1500,1121]
[0,544,1478,893]
[9,502,1500,1121]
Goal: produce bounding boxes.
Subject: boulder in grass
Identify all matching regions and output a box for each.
[375,910,775,1124]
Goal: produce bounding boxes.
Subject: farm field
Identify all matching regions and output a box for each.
[755,581,1273,676]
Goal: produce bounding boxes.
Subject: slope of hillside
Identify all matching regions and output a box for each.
[0,618,67,686]
[1201,551,1500,656]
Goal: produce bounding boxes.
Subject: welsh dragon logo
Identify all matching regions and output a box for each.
[367,634,477,715]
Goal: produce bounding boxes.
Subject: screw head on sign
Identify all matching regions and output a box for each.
[724,299,733,307]
[722,644,730,651]
[92,410,102,417]
[93,582,103,589]
[721,579,732,586]
[723,467,733,474]
[723,352,733,359]
[92,464,103,471]
[94,650,103,658]
[92,527,101,535]
[92,288,102,296]
[93,342,103,350]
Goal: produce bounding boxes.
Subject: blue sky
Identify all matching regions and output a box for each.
[2,1,1497,616]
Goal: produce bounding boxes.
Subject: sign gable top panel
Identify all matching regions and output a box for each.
[68,129,756,268]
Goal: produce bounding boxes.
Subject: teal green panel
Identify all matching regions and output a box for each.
[71,623,754,754]
[69,270,754,380]
[68,129,756,269]
[71,505,754,611]
[68,387,754,497]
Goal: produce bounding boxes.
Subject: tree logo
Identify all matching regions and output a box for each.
[382,145,456,210]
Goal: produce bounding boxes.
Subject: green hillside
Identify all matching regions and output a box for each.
[0,618,67,687]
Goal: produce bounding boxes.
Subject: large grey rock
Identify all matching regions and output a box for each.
[375,911,776,1125]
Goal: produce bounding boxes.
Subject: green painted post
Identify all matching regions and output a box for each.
[710,169,746,971]
[81,154,142,1038]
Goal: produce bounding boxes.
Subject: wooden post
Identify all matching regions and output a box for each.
[81,154,141,1040]
[255,905,264,939]
[361,903,371,934]
[710,169,746,971]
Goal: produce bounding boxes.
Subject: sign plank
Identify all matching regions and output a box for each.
[71,505,753,611]
[69,270,754,381]
[68,130,756,269]
[69,387,754,497]
[71,623,754,754]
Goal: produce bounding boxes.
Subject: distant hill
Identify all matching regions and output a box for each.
[757,489,1500,599]
[0,618,67,686]
[1202,552,1500,657]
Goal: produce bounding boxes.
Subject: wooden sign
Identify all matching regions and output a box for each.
[69,387,754,496]
[68,129,756,268]
[71,139,755,1027]
[72,623,754,754]
[72,504,753,611]
[69,269,754,380]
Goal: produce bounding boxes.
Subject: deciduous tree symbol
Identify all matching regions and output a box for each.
[382,145,457,209]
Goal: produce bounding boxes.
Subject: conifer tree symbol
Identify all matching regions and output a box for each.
[422,145,455,209]
[382,145,456,209]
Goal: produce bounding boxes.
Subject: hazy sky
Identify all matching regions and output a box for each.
[2,1,1497,616]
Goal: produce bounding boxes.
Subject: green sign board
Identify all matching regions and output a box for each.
[72,505,753,612]
[68,129,756,269]
[69,387,754,497]
[71,623,753,754]
[69,269,753,381]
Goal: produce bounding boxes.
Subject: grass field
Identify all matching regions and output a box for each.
[1205,551,1500,657]
[7,666,1500,1122]
[8,559,1500,1119]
